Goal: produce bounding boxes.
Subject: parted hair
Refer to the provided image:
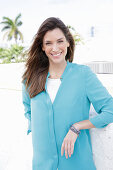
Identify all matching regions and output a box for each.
[22,17,75,98]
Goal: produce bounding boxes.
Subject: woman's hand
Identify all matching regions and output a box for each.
[61,129,78,159]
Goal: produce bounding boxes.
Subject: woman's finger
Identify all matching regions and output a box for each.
[61,142,64,156]
[64,141,68,159]
[71,141,74,155]
[68,141,71,157]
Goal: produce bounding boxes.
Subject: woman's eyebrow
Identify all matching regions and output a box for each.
[45,40,51,43]
[44,37,64,43]
[57,37,64,40]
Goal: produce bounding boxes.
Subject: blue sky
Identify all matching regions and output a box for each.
[0,0,113,62]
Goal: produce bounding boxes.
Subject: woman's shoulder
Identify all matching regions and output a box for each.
[69,62,91,72]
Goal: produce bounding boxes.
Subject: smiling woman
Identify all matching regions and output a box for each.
[22,17,74,98]
[22,17,113,170]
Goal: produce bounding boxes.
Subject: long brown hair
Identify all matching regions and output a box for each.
[22,17,75,98]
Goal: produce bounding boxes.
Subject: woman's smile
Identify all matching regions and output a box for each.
[51,52,62,58]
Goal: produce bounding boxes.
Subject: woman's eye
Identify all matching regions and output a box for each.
[58,41,63,43]
[45,42,51,45]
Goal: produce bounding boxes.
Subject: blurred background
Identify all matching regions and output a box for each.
[0,0,113,63]
[0,0,113,169]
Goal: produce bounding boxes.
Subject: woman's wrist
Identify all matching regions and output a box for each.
[70,124,81,136]
[73,123,81,131]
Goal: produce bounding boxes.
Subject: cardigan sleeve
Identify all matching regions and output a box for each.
[22,83,31,135]
[84,66,113,128]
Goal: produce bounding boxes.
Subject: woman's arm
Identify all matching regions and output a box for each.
[61,66,113,159]
[73,120,96,130]
[22,83,31,135]
[85,66,113,128]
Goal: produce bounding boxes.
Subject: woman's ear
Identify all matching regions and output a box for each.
[67,42,70,47]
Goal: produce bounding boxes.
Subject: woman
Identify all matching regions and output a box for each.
[22,17,113,170]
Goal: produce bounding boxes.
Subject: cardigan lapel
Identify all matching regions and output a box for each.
[45,60,70,105]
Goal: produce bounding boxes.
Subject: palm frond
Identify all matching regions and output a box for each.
[0,21,12,26]
[67,25,75,31]
[3,31,10,40]
[14,30,18,42]
[17,30,24,42]
[1,26,10,32]
[8,34,12,41]
[15,13,21,24]
[2,17,14,25]
[8,29,15,40]
[16,21,22,26]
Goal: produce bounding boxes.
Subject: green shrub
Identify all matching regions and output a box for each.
[0,44,28,63]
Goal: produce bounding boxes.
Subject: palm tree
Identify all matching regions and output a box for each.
[0,13,24,43]
[67,25,83,45]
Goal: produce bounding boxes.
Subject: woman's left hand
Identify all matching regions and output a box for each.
[61,129,78,159]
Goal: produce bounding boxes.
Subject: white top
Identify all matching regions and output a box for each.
[47,78,61,103]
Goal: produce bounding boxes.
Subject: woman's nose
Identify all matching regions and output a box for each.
[52,43,59,51]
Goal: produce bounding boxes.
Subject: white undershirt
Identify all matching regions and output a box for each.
[47,78,61,103]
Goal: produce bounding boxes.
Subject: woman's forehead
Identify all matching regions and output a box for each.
[43,28,66,41]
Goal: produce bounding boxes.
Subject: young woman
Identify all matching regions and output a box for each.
[22,17,113,170]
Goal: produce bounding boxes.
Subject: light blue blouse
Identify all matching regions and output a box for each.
[22,61,113,170]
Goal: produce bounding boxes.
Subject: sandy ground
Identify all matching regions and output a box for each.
[0,63,113,170]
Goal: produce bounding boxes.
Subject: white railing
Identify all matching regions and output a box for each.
[84,61,113,74]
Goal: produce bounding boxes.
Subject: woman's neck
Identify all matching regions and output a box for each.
[48,60,67,79]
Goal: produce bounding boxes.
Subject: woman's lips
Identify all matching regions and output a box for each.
[51,52,62,58]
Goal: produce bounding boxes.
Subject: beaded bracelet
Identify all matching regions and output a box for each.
[70,125,81,136]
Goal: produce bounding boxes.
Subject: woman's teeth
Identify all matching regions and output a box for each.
[52,53,61,56]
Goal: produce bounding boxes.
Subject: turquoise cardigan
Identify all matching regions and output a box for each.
[22,61,113,170]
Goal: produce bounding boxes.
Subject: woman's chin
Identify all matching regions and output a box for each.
[49,57,61,63]
[52,59,64,64]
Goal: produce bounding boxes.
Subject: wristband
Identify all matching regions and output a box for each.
[70,125,81,136]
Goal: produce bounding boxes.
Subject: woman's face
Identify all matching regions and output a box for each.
[42,28,69,64]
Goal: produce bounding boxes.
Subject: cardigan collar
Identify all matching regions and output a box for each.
[45,60,70,91]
